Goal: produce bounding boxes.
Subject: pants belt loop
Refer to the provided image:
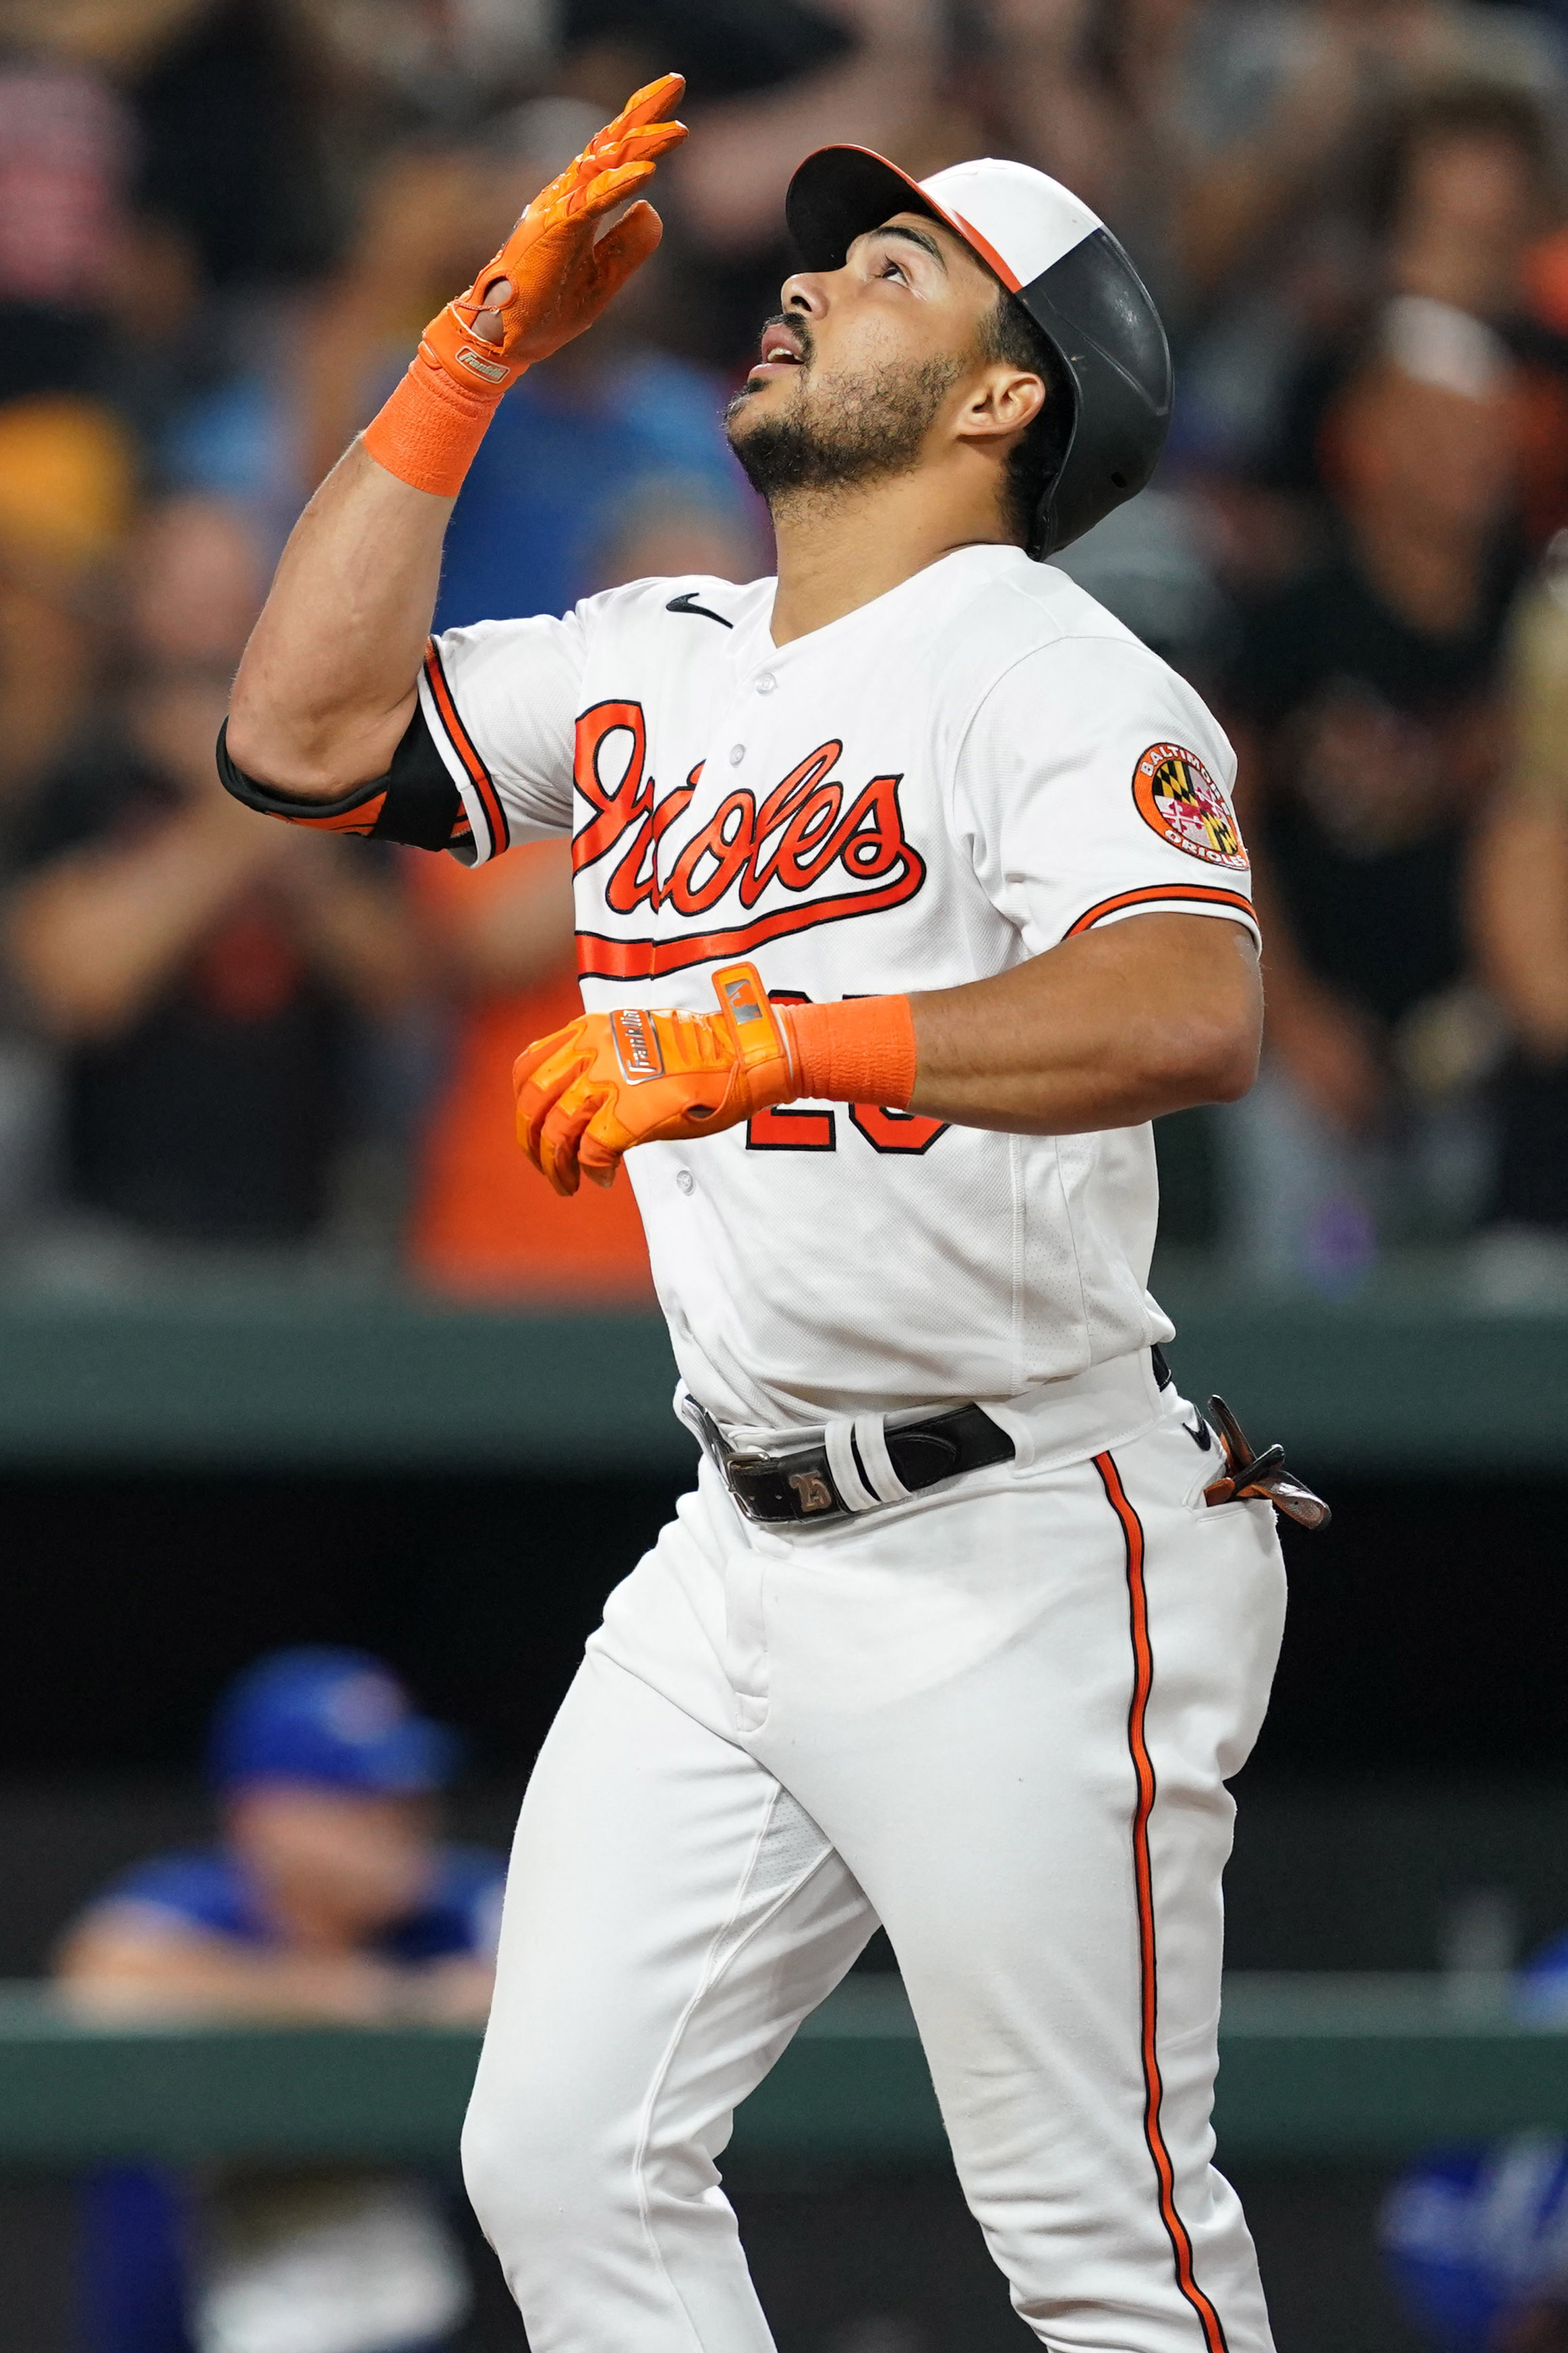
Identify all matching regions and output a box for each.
[854,1414,912,1506]
[824,1421,879,1512]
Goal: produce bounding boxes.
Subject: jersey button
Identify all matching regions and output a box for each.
[728,743,745,766]
[676,1168,695,1195]
[755,671,776,694]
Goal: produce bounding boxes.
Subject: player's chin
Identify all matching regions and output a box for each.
[724,372,798,428]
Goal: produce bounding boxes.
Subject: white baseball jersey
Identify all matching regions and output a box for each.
[417,542,1256,1439]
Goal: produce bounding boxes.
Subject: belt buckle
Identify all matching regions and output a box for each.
[722,1445,778,1523]
[724,1441,842,1525]
[688,1394,847,1526]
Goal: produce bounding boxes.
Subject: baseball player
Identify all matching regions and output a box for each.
[221,74,1322,2353]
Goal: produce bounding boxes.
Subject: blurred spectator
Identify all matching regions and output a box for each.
[125,0,341,291]
[0,393,137,1237]
[5,0,342,280]
[1382,2136,1568,2352]
[407,843,656,1301]
[963,0,1562,459]
[0,51,136,403]
[307,0,553,132]
[1470,534,1568,1287]
[3,494,422,1251]
[1218,312,1521,1281]
[1515,218,1568,554]
[554,0,855,111]
[671,0,947,263]
[1262,83,1563,520]
[0,395,136,818]
[58,1645,503,2353]
[1376,84,1557,325]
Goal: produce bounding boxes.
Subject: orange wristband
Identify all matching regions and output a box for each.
[361,342,511,499]
[778,994,918,1109]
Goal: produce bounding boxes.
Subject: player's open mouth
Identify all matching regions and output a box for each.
[749,324,807,379]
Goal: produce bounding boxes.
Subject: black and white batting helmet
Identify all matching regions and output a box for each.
[784,148,1172,560]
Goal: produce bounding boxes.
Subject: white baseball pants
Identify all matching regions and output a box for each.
[462,1382,1287,2352]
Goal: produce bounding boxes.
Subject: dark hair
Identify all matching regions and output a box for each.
[1364,82,1557,235]
[977,289,1074,552]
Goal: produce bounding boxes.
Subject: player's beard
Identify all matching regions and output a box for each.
[724,319,963,506]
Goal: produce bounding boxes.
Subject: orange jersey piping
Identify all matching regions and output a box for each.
[1094,1450,1230,2353]
[1066,886,1257,938]
[423,640,509,858]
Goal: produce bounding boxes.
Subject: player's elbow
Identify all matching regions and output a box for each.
[1203,1030,1260,1101]
[223,691,356,802]
[1146,926,1263,1108]
[225,665,415,804]
[1136,1002,1260,1112]
[1196,1009,1262,1104]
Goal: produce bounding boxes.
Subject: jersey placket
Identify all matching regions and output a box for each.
[650,644,797,981]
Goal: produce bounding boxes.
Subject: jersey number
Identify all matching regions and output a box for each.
[746,992,948,1156]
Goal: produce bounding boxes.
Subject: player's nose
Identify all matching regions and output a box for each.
[778,269,829,320]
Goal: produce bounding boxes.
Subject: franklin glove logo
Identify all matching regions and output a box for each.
[611,1007,665,1081]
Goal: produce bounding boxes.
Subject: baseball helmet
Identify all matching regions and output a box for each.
[784,148,1172,560]
[208,1647,459,1794]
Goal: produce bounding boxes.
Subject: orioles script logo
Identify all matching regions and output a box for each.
[571,700,926,982]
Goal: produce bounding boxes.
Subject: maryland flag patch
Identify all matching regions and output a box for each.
[1132,744,1248,871]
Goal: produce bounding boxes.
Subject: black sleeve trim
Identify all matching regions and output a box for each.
[215,705,468,853]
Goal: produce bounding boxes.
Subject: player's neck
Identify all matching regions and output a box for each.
[767,470,1017,646]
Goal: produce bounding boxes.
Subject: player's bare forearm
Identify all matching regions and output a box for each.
[907,912,1262,1133]
[513,918,1262,1197]
[226,442,450,799]
[225,79,685,808]
[57,1915,409,2022]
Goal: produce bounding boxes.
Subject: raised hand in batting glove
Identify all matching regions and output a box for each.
[364,74,687,497]
[514,965,799,1197]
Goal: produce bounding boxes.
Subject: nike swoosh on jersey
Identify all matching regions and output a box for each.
[666,591,733,628]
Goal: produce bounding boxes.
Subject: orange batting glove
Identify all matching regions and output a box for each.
[514,965,797,1197]
[363,74,686,497]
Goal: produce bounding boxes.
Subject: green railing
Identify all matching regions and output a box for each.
[0,1975,1560,2169]
[0,1256,1563,1471]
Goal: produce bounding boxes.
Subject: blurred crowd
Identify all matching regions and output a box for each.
[3,0,1568,1301]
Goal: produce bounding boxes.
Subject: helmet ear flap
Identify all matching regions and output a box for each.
[1016,227,1172,557]
[1025,361,1082,561]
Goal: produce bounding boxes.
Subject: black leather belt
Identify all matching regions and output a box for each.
[689,1348,1173,1529]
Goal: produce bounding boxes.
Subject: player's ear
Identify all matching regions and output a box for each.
[955,366,1047,447]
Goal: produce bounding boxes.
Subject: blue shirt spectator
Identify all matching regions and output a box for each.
[91,1840,503,1968]
[59,1650,506,2353]
[434,345,759,628]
